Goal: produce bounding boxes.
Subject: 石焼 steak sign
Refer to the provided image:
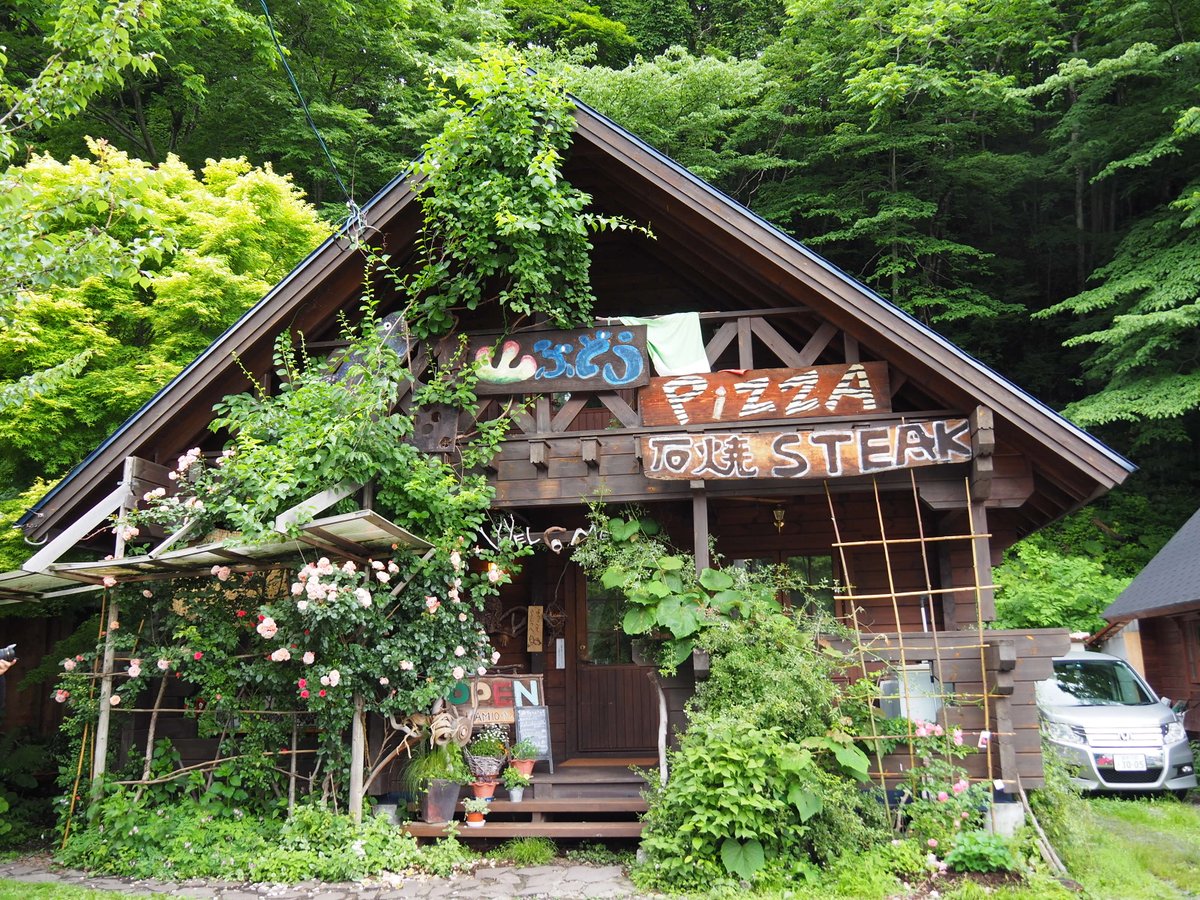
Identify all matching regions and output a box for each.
[640,420,972,480]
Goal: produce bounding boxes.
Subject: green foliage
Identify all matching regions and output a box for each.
[558,46,782,194]
[992,540,1129,632]
[900,759,991,849]
[506,0,637,67]
[403,742,472,792]
[59,792,477,881]
[501,767,531,790]
[0,0,160,161]
[564,840,635,866]
[0,143,326,488]
[944,830,1018,874]
[487,836,557,865]
[576,509,803,670]
[406,46,647,336]
[509,739,539,759]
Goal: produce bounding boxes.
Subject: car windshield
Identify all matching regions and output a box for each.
[1039,659,1155,707]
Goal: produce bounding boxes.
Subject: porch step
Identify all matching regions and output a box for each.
[529,765,651,799]
[403,821,644,839]
[460,798,648,814]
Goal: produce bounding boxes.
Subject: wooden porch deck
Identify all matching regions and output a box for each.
[402,766,650,840]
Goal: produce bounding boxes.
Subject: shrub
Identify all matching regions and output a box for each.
[488,837,557,866]
[944,830,1018,873]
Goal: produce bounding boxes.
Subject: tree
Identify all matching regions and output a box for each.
[0,0,160,161]
[754,0,1049,328]
[506,0,637,67]
[0,141,327,488]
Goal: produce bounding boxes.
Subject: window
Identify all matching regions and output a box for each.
[730,554,837,616]
[583,577,635,665]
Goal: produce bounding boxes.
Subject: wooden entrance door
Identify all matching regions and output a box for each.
[569,566,657,755]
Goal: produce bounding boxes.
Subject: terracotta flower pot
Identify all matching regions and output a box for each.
[465,811,486,827]
[471,780,497,799]
[509,758,535,776]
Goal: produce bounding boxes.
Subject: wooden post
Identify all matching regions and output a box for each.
[90,596,119,801]
[691,481,709,572]
[349,692,366,823]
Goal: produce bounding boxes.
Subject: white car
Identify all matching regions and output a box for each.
[1036,651,1196,795]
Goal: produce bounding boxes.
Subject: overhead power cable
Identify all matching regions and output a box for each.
[256,0,366,241]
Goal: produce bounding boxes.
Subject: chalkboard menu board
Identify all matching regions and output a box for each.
[514,705,554,773]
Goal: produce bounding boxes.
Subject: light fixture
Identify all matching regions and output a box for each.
[773,506,786,533]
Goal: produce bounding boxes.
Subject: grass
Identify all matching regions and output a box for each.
[0,883,150,899]
[1059,796,1200,900]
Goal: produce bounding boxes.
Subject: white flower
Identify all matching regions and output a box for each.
[387,561,399,574]
[355,588,372,608]
[109,694,121,706]
[342,561,357,574]
[157,659,170,671]
[399,660,414,671]
[127,665,141,678]
[328,669,341,687]
[256,617,278,639]
[458,613,468,622]
[320,675,330,687]
[62,658,76,672]
[454,646,466,657]
[491,651,501,664]
[450,550,462,571]
[291,582,303,595]
[452,666,465,680]
[296,600,309,613]
[477,666,487,676]
[371,560,384,570]
[379,677,389,686]
[142,589,153,599]
[302,651,314,665]
[270,648,291,662]
[376,571,390,583]
[102,575,117,588]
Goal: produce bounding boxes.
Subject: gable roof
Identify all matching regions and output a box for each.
[1104,508,1200,622]
[18,97,1133,542]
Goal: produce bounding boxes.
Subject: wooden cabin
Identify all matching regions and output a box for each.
[1100,508,1200,735]
[3,99,1133,835]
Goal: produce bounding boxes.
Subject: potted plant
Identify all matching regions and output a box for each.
[471,778,498,800]
[462,797,490,827]
[465,724,507,780]
[508,740,539,776]
[502,766,532,801]
[403,742,471,824]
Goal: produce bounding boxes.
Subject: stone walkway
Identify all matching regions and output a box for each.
[0,856,655,899]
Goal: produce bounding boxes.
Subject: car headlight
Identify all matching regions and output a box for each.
[1163,722,1186,744]
[1044,721,1087,746]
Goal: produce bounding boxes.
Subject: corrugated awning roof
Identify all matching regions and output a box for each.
[1104,507,1200,622]
[0,509,429,602]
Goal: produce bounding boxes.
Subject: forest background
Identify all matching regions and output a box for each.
[2,0,1199,630]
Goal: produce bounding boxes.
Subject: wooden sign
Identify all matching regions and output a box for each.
[641,419,972,480]
[514,705,554,772]
[447,674,544,724]
[640,362,890,426]
[527,605,544,653]
[470,326,649,395]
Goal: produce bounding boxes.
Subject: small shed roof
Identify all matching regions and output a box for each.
[1104,508,1200,622]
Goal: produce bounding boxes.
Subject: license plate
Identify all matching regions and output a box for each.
[1114,754,1146,772]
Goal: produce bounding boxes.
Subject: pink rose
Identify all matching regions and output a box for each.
[109,695,121,706]
[952,728,963,746]
[256,617,278,639]
[102,575,117,588]
[157,659,170,671]
[452,666,465,680]
[937,791,949,802]
[62,658,76,671]
[302,651,315,665]
[927,838,938,848]
[425,596,441,614]
[54,689,70,703]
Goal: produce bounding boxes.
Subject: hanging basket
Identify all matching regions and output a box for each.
[465,752,506,778]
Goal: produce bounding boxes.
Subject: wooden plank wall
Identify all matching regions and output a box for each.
[1139,616,1200,732]
[833,629,1068,789]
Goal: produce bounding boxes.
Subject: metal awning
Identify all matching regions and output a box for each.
[0,509,430,599]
